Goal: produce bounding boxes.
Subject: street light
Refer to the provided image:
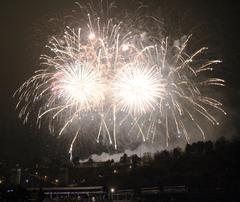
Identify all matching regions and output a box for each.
[110,187,115,202]
[110,188,115,193]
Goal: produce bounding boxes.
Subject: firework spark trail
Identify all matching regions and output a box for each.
[69,128,80,161]
[146,36,226,144]
[14,2,226,159]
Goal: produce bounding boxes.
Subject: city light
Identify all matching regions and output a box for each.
[110,188,115,193]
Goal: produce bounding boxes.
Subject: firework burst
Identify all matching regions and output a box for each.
[14,1,226,159]
[113,62,166,115]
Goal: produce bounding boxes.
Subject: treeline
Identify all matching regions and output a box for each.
[70,136,240,191]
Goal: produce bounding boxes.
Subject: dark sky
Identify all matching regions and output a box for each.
[0,0,240,164]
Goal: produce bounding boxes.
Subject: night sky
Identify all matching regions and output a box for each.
[0,0,240,164]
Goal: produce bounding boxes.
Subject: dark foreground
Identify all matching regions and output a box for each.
[1,137,239,201]
[0,185,239,202]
